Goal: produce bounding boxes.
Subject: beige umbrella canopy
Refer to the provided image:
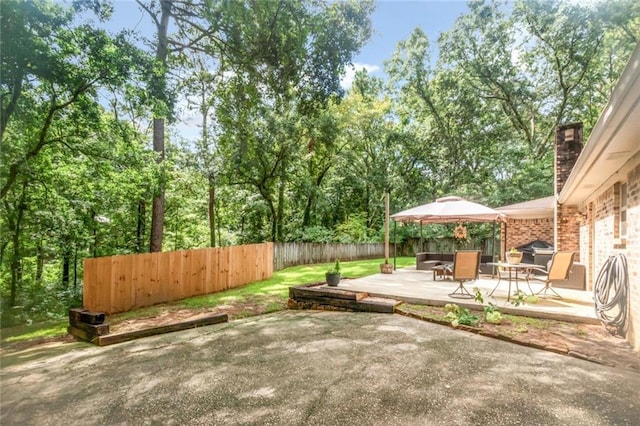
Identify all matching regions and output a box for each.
[391,196,507,224]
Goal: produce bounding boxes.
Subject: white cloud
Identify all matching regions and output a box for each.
[341,63,381,90]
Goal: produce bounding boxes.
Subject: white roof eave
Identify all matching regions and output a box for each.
[559,43,640,206]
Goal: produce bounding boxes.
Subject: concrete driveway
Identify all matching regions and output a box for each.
[2,311,639,425]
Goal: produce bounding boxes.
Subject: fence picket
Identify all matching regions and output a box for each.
[94,257,111,313]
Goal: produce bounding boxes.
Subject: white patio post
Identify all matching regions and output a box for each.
[385,191,390,265]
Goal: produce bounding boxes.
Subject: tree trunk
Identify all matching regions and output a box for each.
[10,224,21,307]
[265,197,277,242]
[7,184,26,307]
[276,175,285,242]
[36,243,44,285]
[62,247,71,289]
[0,240,8,271]
[148,0,171,253]
[10,247,21,307]
[302,193,314,227]
[150,118,165,252]
[73,246,78,292]
[302,166,330,227]
[208,176,216,247]
[136,199,145,253]
[90,208,98,257]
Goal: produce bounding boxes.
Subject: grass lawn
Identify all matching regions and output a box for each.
[1,257,416,347]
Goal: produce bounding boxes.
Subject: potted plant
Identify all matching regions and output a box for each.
[380,260,393,274]
[326,259,341,287]
[506,248,523,264]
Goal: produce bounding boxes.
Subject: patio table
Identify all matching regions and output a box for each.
[487,262,537,301]
[431,264,453,281]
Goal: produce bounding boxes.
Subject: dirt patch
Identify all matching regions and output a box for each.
[398,304,640,372]
[109,299,288,334]
[0,298,287,355]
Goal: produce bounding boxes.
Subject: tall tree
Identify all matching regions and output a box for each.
[179,53,224,247]
[136,0,172,252]
[335,71,393,229]
[0,0,149,306]
[214,0,374,242]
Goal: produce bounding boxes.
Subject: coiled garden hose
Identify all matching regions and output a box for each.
[593,254,629,337]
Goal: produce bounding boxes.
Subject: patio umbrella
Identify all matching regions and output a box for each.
[391,196,506,269]
[391,196,506,224]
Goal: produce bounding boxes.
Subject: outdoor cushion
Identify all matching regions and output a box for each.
[417,260,441,271]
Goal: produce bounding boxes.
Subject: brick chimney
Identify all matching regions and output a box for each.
[555,122,583,256]
[555,122,583,194]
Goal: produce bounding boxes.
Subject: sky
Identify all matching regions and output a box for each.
[343,0,469,87]
[99,0,470,137]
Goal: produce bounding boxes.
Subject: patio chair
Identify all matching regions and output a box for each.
[448,250,481,299]
[528,252,575,299]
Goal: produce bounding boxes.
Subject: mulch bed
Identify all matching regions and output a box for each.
[397,304,640,372]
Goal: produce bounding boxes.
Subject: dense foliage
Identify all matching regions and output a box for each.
[1,0,638,322]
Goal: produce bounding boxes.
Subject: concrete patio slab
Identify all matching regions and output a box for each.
[2,311,639,425]
[337,267,599,324]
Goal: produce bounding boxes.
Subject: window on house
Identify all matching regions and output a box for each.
[620,182,627,238]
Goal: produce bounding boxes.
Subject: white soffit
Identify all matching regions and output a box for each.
[559,43,640,206]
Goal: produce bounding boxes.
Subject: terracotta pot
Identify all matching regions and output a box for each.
[380,263,393,274]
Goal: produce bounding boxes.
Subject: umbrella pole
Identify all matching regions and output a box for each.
[384,192,390,264]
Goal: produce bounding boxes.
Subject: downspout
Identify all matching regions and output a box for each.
[554,197,559,250]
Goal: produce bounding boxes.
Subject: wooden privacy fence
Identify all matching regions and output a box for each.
[400,237,497,257]
[83,243,273,314]
[273,242,385,270]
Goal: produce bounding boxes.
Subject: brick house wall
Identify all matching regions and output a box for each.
[556,205,581,261]
[589,162,639,350]
[627,164,640,350]
[593,187,615,279]
[578,203,592,290]
[500,218,553,259]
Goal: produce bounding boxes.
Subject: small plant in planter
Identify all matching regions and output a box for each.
[380,258,393,274]
[325,259,341,287]
[506,247,522,264]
